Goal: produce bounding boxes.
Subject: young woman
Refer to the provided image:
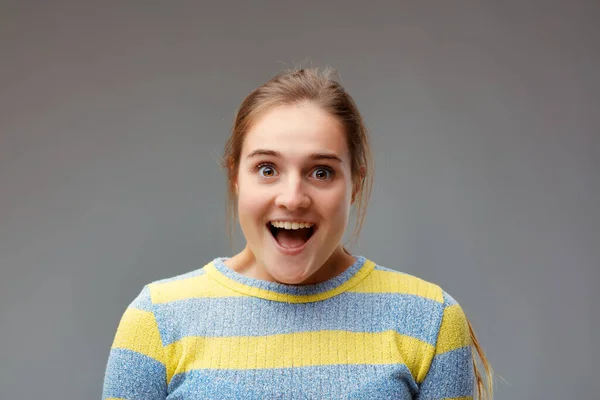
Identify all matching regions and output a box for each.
[103,68,493,399]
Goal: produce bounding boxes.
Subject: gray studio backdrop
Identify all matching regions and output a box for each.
[1,1,598,399]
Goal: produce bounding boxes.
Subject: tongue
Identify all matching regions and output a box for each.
[274,228,312,249]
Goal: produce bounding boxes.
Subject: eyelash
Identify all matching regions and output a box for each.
[253,162,335,180]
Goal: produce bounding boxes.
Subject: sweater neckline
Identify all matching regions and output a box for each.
[205,255,375,303]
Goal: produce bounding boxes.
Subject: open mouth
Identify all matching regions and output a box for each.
[267,221,316,250]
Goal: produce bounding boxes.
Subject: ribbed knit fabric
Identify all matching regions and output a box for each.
[102,256,474,399]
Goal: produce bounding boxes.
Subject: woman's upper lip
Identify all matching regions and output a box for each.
[267,218,318,224]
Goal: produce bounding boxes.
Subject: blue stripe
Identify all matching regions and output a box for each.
[130,286,153,311]
[154,292,443,345]
[102,348,167,400]
[418,347,473,398]
[168,364,417,399]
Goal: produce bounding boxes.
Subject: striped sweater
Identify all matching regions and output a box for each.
[102,256,474,399]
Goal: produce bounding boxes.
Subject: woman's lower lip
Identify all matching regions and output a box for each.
[268,227,315,256]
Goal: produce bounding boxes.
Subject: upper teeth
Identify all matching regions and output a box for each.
[271,221,314,230]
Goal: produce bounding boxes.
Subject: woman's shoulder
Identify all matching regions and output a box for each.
[361,259,468,346]
[131,258,222,306]
[363,259,453,305]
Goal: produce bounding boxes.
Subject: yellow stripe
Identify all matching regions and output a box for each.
[435,304,471,355]
[203,260,376,303]
[163,330,434,384]
[349,269,444,303]
[151,273,244,303]
[111,307,165,363]
[104,398,127,400]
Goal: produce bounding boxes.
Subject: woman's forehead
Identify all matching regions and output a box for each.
[241,104,349,160]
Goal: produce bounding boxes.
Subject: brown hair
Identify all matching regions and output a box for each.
[221,67,493,399]
[469,319,495,399]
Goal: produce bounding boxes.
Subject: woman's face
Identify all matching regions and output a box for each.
[235,102,355,285]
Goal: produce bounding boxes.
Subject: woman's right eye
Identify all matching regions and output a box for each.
[256,163,278,178]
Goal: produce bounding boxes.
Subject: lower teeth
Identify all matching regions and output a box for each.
[271,227,313,249]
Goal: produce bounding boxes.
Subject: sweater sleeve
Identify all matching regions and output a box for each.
[416,292,474,400]
[102,286,168,400]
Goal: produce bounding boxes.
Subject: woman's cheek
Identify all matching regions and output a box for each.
[238,189,268,222]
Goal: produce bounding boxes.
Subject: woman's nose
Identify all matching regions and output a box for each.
[274,178,311,210]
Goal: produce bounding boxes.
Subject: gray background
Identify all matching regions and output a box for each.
[1,1,598,399]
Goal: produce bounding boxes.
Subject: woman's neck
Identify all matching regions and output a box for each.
[224,245,355,286]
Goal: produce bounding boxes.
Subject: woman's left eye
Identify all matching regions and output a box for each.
[311,167,334,180]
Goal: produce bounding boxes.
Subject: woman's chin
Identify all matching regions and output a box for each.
[267,265,315,286]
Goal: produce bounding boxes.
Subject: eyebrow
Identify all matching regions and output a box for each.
[246,149,343,163]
